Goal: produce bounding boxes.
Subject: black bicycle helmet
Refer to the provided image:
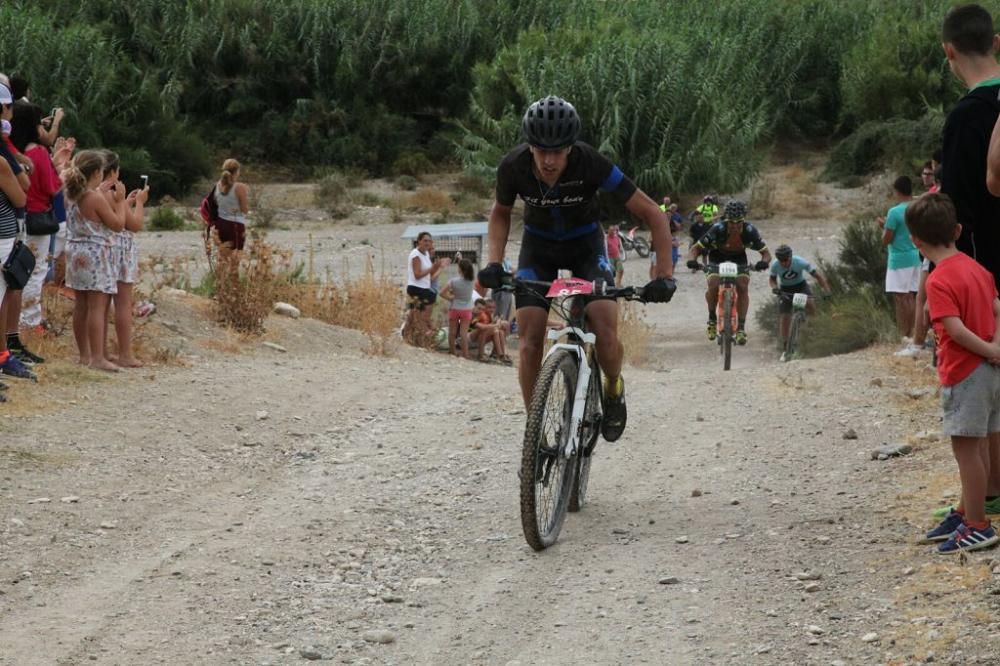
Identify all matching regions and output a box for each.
[723,200,747,221]
[775,244,793,260]
[521,96,581,149]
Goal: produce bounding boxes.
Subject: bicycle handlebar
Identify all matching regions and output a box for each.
[500,277,647,303]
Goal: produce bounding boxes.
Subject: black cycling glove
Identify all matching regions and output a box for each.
[477,262,510,289]
[753,260,769,272]
[686,259,701,271]
[772,287,782,295]
[643,277,677,304]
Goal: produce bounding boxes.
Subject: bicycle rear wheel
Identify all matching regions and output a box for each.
[569,358,601,512]
[722,290,733,371]
[520,349,578,550]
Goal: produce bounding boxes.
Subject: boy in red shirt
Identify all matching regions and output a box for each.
[910,193,1000,553]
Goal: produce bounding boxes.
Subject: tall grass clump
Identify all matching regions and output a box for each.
[212,235,278,334]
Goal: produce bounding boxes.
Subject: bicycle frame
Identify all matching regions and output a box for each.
[715,262,740,337]
[544,316,595,461]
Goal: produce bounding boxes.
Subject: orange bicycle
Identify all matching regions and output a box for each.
[706,262,745,370]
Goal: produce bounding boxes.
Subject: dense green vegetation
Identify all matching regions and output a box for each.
[0,0,968,195]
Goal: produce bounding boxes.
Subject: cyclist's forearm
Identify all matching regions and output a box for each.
[487,202,512,264]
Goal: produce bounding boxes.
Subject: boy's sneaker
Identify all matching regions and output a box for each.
[0,354,37,381]
[894,344,925,358]
[925,510,965,542]
[937,522,999,554]
[12,346,44,365]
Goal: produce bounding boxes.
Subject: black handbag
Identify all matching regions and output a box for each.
[3,240,36,290]
[25,209,59,236]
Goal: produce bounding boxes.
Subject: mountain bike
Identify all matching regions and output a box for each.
[618,227,650,259]
[706,262,745,371]
[505,276,648,551]
[774,289,816,361]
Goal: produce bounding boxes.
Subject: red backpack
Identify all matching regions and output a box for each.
[199,186,219,225]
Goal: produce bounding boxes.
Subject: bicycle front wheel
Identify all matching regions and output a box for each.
[787,311,804,357]
[633,236,650,258]
[520,349,578,550]
[722,290,733,371]
[569,359,601,513]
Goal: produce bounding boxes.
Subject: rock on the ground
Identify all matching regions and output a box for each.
[362,629,396,644]
[273,302,301,318]
[861,632,879,643]
[871,444,912,460]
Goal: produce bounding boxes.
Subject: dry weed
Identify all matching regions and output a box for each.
[401,187,454,214]
[619,302,652,366]
[213,234,279,334]
[276,253,401,355]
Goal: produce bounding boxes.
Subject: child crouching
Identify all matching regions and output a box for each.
[911,193,1000,554]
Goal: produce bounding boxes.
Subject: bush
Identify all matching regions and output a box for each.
[392,151,434,177]
[212,235,278,334]
[823,112,945,183]
[315,172,353,219]
[396,174,419,191]
[149,207,186,231]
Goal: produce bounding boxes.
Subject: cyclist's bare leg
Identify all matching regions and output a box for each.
[779,313,791,345]
[736,275,751,325]
[585,299,623,384]
[516,305,549,407]
[706,275,720,319]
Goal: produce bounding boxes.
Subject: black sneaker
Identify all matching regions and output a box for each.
[11,345,44,365]
[0,354,36,381]
[601,377,627,442]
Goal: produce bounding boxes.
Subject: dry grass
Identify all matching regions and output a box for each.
[211,233,280,334]
[749,175,777,219]
[619,302,653,366]
[399,187,455,214]
[275,253,401,355]
[760,163,830,219]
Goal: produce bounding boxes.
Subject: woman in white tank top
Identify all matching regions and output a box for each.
[211,158,249,252]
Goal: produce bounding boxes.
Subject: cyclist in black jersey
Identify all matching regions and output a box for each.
[478,96,676,443]
[685,200,771,345]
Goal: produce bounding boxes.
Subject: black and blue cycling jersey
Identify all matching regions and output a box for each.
[495,142,637,241]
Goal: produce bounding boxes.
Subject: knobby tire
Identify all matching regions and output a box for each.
[520,349,578,551]
[723,289,733,371]
[787,311,804,358]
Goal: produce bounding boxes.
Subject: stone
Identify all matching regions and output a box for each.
[273,302,301,319]
[729,499,740,505]
[794,572,822,581]
[611,528,630,535]
[362,629,396,644]
[256,410,269,421]
[807,625,825,635]
[804,582,821,593]
[675,536,689,544]
[60,496,80,503]
[99,521,117,529]
[691,489,703,497]
[861,632,879,643]
[905,388,932,400]
[27,497,51,504]
[904,567,916,576]
[411,577,443,587]
[262,342,288,353]
[842,428,858,440]
[871,444,912,460]
[870,378,883,387]
[299,647,324,660]
[658,576,680,585]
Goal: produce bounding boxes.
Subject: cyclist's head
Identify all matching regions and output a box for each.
[776,244,793,263]
[703,195,715,204]
[723,200,747,223]
[522,96,581,150]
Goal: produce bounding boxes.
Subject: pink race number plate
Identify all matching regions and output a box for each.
[546,277,594,298]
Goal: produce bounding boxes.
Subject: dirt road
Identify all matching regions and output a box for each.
[2,204,999,665]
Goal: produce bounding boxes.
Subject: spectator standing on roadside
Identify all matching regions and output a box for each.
[440,258,476,359]
[922,161,940,194]
[909,194,1000,553]
[606,223,624,287]
[212,159,249,253]
[945,4,1000,515]
[9,102,58,362]
[878,176,919,339]
[0,88,32,385]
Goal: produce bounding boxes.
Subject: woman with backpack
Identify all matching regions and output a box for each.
[210,159,249,254]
